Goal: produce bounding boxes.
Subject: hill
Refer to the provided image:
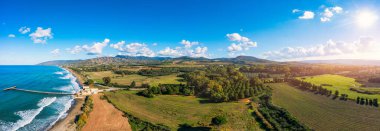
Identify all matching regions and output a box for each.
[37,55,274,66]
[221,55,273,63]
[38,60,84,66]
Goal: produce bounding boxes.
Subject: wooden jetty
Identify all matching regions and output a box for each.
[3,86,75,95]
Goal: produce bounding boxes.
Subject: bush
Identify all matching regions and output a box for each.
[76,96,93,130]
[137,89,154,98]
[211,116,227,126]
[102,77,111,85]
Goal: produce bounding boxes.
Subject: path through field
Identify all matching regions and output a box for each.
[82,94,131,131]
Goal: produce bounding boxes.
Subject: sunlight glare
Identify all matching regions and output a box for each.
[356,10,378,28]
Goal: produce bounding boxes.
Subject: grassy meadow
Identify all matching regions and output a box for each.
[84,71,183,86]
[298,74,380,100]
[104,90,261,130]
[270,83,380,131]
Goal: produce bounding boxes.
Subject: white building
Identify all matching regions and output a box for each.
[79,86,99,95]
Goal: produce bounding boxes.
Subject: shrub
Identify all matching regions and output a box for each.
[211,116,227,126]
[102,77,111,85]
[75,96,93,130]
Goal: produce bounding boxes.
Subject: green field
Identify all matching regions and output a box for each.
[104,90,261,130]
[84,71,183,86]
[298,74,380,99]
[270,83,380,131]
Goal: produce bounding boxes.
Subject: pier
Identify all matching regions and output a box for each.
[3,86,75,95]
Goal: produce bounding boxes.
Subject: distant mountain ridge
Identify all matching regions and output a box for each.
[301,59,380,66]
[38,60,84,66]
[38,55,274,66]
[215,55,272,63]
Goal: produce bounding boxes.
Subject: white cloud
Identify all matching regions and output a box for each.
[110,41,125,51]
[292,9,301,13]
[228,43,243,52]
[152,43,158,46]
[29,27,53,44]
[332,6,343,13]
[263,37,378,60]
[158,39,209,58]
[320,17,330,22]
[82,39,110,55]
[66,45,83,54]
[50,49,60,56]
[67,39,109,55]
[180,40,199,48]
[18,26,30,34]
[226,33,257,52]
[320,6,343,22]
[299,11,315,19]
[8,34,15,38]
[110,41,155,57]
[191,46,208,57]
[158,47,183,57]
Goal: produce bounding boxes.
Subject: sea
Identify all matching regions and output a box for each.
[0,65,81,131]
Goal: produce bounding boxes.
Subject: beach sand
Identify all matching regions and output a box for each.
[49,98,84,131]
[82,94,132,131]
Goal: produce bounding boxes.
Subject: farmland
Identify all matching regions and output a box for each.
[270,83,380,131]
[104,90,261,130]
[298,74,380,100]
[84,71,183,86]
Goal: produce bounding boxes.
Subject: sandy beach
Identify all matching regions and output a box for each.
[49,98,84,131]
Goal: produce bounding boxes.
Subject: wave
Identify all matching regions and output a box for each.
[47,96,74,129]
[0,97,57,131]
[59,74,71,80]
[54,71,64,75]
[58,68,81,92]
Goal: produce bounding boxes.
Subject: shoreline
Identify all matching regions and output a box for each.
[49,67,85,131]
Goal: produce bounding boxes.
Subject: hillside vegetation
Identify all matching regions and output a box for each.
[270,83,380,131]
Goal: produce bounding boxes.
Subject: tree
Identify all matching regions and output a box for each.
[102,77,111,85]
[141,83,150,88]
[356,97,360,104]
[334,90,339,97]
[333,90,339,99]
[130,81,136,88]
[373,99,379,107]
[360,98,365,105]
[86,79,94,86]
[211,116,227,126]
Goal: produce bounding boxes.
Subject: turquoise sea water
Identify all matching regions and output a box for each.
[0,66,81,131]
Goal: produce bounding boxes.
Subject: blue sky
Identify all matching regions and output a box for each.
[1,0,380,64]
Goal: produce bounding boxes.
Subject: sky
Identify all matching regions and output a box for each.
[1,0,380,65]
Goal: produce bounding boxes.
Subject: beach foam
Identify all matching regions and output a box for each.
[0,97,56,131]
[54,71,64,75]
[47,96,74,129]
[59,74,71,80]
[58,68,81,92]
